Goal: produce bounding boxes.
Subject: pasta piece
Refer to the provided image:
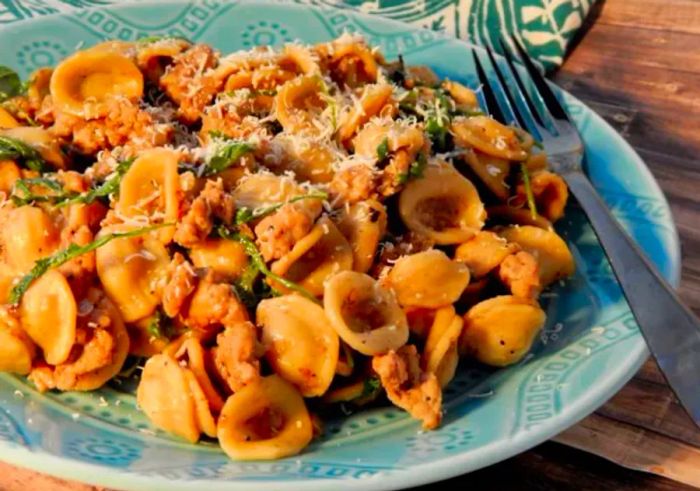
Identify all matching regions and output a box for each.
[232,173,322,218]
[498,225,575,286]
[269,135,336,184]
[86,40,135,56]
[57,294,130,391]
[335,199,387,274]
[0,160,21,193]
[323,39,378,87]
[387,250,470,308]
[176,338,225,413]
[398,162,486,244]
[459,295,546,366]
[189,239,249,282]
[137,354,206,443]
[217,375,313,460]
[50,49,143,117]
[442,80,478,109]
[19,270,76,365]
[0,306,35,375]
[451,116,528,161]
[282,43,320,75]
[461,150,511,201]
[515,170,569,222]
[274,76,326,134]
[337,84,394,143]
[116,148,180,242]
[257,295,339,397]
[0,205,60,274]
[323,271,408,356]
[423,306,463,388]
[2,126,66,168]
[486,205,554,230]
[270,217,352,297]
[454,231,519,278]
[95,225,171,322]
[136,38,190,83]
[0,107,19,129]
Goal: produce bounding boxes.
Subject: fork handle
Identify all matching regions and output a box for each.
[564,171,700,424]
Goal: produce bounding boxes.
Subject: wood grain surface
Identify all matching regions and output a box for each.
[2,0,700,489]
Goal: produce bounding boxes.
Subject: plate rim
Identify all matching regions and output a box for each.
[0,1,681,489]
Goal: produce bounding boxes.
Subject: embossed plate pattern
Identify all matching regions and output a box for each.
[0,1,680,490]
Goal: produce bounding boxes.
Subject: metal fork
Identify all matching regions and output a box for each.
[471,38,700,427]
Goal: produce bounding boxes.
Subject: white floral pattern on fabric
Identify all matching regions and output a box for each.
[0,0,595,70]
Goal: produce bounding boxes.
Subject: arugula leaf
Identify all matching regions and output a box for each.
[0,66,22,103]
[376,137,389,162]
[203,136,255,176]
[216,226,319,304]
[234,192,328,225]
[0,135,47,172]
[8,222,172,305]
[147,310,164,338]
[520,162,538,220]
[397,153,427,185]
[59,156,134,207]
[361,377,382,399]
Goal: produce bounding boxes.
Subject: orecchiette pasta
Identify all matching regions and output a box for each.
[0,34,576,460]
[324,271,409,355]
[217,375,312,460]
[258,295,339,397]
[399,162,486,244]
[387,249,470,308]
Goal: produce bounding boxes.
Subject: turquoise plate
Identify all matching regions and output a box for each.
[0,1,680,490]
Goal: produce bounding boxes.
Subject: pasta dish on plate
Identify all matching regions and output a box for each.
[0,34,574,460]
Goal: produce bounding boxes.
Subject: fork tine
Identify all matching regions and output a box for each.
[484,43,527,129]
[510,36,570,122]
[471,48,506,124]
[498,37,545,128]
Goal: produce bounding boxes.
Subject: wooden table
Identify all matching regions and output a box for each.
[2,0,700,489]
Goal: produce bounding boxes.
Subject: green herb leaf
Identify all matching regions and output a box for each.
[0,135,47,172]
[397,153,427,185]
[10,176,76,207]
[520,162,538,220]
[204,137,255,176]
[361,377,381,399]
[376,137,389,162]
[216,226,319,304]
[8,222,172,305]
[147,310,164,338]
[0,66,22,103]
[234,192,328,225]
[59,156,135,207]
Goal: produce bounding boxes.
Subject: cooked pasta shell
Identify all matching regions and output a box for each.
[516,170,569,222]
[442,80,478,109]
[459,295,546,366]
[498,225,575,286]
[0,307,35,375]
[86,40,136,56]
[136,38,190,82]
[274,76,326,134]
[323,271,409,356]
[0,160,21,193]
[423,306,463,388]
[232,173,322,218]
[0,107,19,129]
[183,368,217,439]
[0,205,60,274]
[327,41,378,87]
[1,126,66,168]
[137,354,201,443]
[257,295,339,397]
[19,270,76,365]
[454,231,519,278]
[337,84,393,143]
[217,375,313,460]
[50,49,143,117]
[271,217,352,297]
[282,43,320,75]
[190,239,249,282]
[95,225,171,322]
[387,249,470,308]
[486,205,554,230]
[336,199,387,274]
[461,150,511,201]
[116,148,180,242]
[68,295,130,391]
[398,163,486,244]
[451,116,528,161]
[176,338,225,413]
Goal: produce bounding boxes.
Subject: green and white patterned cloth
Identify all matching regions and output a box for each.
[0,0,596,71]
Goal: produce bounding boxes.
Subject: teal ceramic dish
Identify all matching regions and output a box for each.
[0,2,680,490]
